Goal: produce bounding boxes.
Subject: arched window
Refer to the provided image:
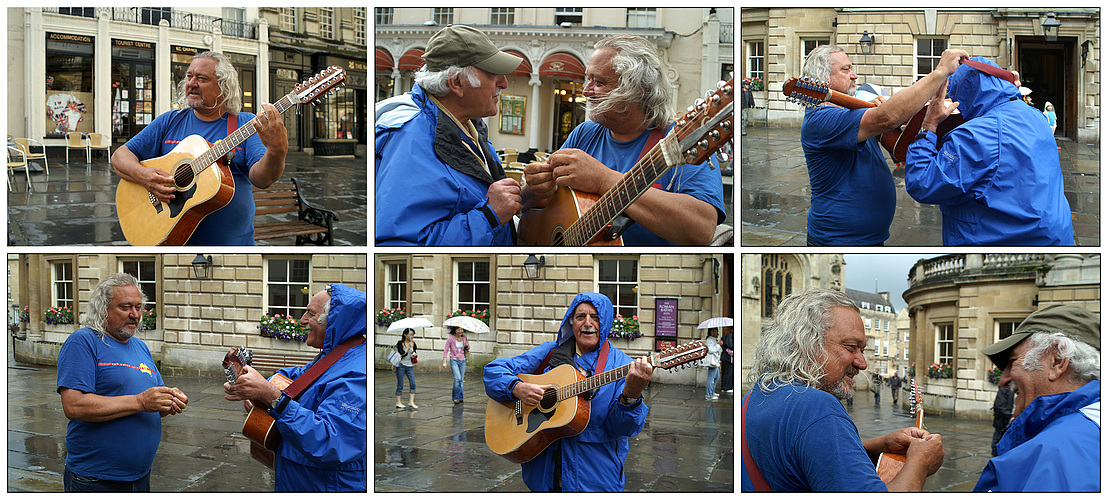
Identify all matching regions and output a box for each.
[762,255,792,318]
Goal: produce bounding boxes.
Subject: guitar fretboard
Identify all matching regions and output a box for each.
[189,91,297,174]
[556,352,658,401]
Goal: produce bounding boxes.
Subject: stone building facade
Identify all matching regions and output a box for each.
[844,288,898,377]
[11,253,367,377]
[741,8,1100,143]
[902,254,1100,420]
[373,253,733,386]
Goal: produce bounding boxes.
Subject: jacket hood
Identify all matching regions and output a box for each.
[999,379,1100,454]
[556,293,614,344]
[947,56,1020,120]
[323,283,367,353]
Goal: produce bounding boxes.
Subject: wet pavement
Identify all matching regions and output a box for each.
[740,126,1100,246]
[8,352,276,492]
[742,383,999,492]
[7,147,368,246]
[374,369,734,492]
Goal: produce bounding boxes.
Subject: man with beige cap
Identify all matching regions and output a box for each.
[974,304,1100,492]
[376,25,529,245]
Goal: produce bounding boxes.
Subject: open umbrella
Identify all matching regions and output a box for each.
[443,315,490,334]
[386,317,434,332]
[696,317,734,329]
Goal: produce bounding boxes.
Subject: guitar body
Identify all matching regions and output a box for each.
[876,451,907,482]
[484,364,592,463]
[880,105,966,164]
[517,187,622,246]
[240,372,293,469]
[116,134,235,245]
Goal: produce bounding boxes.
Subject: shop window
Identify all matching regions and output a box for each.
[315,87,357,139]
[46,35,95,138]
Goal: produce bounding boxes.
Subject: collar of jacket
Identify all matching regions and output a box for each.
[420,85,506,185]
[998,379,1100,454]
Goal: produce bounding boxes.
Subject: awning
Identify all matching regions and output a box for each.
[539,53,585,81]
[398,48,425,72]
[504,49,532,78]
[375,48,394,72]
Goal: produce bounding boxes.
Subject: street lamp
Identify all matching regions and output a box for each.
[1042,12,1061,43]
[859,31,876,54]
[523,254,545,279]
[191,254,213,279]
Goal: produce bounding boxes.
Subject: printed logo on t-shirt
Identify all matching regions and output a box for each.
[98,361,156,377]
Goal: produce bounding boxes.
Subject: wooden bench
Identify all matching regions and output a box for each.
[249,350,319,376]
[253,177,338,245]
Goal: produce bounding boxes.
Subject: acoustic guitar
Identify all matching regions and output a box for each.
[116,66,346,246]
[517,76,735,246]
[223,346,293,469]
[485,340,708,463]
[876,379,923,482]
[781,77,964,164]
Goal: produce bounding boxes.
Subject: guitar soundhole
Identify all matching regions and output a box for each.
[537,388,558,412]
[173,163,195,189]
[552,231,565,246]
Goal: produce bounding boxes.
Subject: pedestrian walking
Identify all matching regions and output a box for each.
[888,372,902,405]
[703,328,722,400]
[442,326,471,404]
[720,327,735,394]
[741,78,755,136]
[990,385,1014,457]
[395,328,418,408]
[870,372,882,404]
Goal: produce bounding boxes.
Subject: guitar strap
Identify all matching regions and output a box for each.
[741,392,773,492]
[282,335,365,400]
[959,56,1017,85]
[224,113,238,163]
[533,338,609,375]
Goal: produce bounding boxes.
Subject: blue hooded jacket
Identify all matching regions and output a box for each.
[375,84,514,246]
[271,284,367,492]
[904,56,1074,245]
[483,293,648,492]
[974,379,1100,492]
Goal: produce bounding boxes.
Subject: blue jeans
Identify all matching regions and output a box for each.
[450,358,466,401]
[706,366,719,399]
[64,465,150,492]
[395,365,416,395]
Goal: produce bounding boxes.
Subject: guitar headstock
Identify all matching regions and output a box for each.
[653,340,708,370]
[294,66,347,105]
[909,379,922,415]
[222,345,252,384]
[782,77,831,108]
[674,75,734,165]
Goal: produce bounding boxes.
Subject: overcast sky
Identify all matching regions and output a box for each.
[843,254,944,311]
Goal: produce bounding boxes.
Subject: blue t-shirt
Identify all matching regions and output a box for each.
[125,109,266,245]
[56,328,165,481]
[801,106,896,245]
[560,121,726,246]
[741,382,887,492]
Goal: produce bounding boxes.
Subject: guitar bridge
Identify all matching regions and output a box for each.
[514,400,523,425]
[148,192,163,213]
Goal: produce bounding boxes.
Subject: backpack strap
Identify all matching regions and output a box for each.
[742,391,773,492]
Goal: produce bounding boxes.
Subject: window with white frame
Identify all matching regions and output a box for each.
[385,261,408,311]
[120,259,157,314]
[555,8,582,26]
[490,8,514,25]
[935,323,954,365]
[354,7,366,45]
[265,257,312,318]
[994,319,1019,344]
[916,38,947,81]
[904,347,909,361]
[865,317,872,330]
[52,261,74,309]
[883,341,889,356]
[626,8,656,28]
[802,38,830,68]
[747,40,765,83]
[455,260,490,313]
[375,7,394,25]
[598,258,638,319]
[280,8,297,32]
[884,320,890,332]
[433,8,454,26]
[320,7,334,39]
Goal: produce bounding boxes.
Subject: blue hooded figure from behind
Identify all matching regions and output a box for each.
[903,56,1074,245]
[483,292,650,492]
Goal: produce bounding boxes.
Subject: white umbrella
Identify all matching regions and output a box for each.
[696,317,734,329]
[386,317,434,332]
[443,315,490,334]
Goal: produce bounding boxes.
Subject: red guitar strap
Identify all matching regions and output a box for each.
[224,113,238,163]
[642,127,665,188]
[959,56,1017,85]
[533,338,610,375]
[741,392,773,492]
[282,335,365,399]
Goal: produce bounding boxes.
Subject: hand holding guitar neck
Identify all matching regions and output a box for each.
[223,364,283,409]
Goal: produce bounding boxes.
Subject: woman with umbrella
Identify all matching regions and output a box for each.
[442,316,483,404]
[395,328,419,408]
[697,317,732,401]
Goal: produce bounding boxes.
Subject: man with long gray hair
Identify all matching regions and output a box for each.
[742,288,944,492]
[975,304,1100,492]
[376,25,526,245]
[524,34,725,245]
[56,273,188,491]
[111,51,288,245]
[799,44,967,245]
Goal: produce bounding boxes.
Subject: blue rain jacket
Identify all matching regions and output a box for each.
[375,84,514,246]
[483,293,648,492]
[904,57,1074,245]
[271,284,367,491]
[974,379,1100,492]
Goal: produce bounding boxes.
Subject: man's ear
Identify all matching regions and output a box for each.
[446,75,467,99]
[1046,348,1071,382]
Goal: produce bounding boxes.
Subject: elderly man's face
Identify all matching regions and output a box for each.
[300,290,330,349]
[571,302,601,354]
[827,51,858,96]
[185,57,223,111]
[459,68,507,119]
[105,285,143,342]
[998,341,1051,418]
[583,47,624,125]
[819,306,867,399]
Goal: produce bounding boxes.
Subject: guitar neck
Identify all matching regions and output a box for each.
[192,91,297,173]
[556,352,660,401]
[826,89,877,110]
[563,135,676,246]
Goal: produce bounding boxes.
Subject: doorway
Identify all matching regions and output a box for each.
[1017,37,1074,139]
[111,44,155,145]
[552,80,585,149]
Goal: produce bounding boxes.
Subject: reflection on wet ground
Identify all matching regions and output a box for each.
[7,148,367,246]
[741,126,1100,246]
[375,370,734,492]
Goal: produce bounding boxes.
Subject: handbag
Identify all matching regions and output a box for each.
[412,352,419,364]
[387,349,401,367]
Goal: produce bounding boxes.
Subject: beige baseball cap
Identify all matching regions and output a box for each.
[981,304,1100,370]
[423,25,523,75]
